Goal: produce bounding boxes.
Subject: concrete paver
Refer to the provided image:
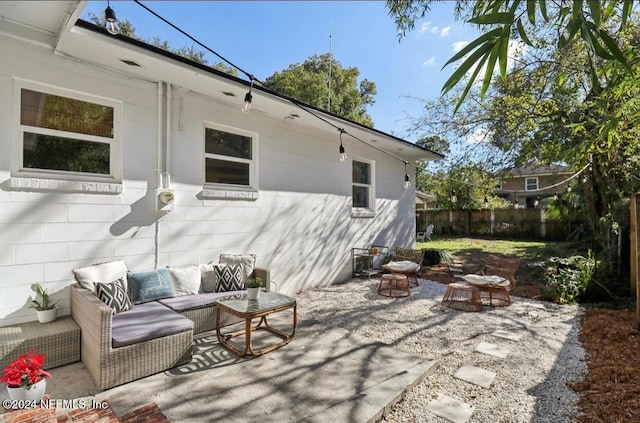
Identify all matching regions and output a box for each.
[454,365,496,388]
[426,393,474,423]
[491,329,523,341]
[475,341,510,358]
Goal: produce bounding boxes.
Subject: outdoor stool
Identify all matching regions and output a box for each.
[377,273,410,298]
[441,282,483,312]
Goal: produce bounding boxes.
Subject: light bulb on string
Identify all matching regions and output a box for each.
[450,190,457,203]
[534,196,540,207]
[484,196,489,208]
[514,198,519,209]
[403,162,411,189]
[242,77,254,113]
[567,185,572,193]
[105,1,119,35]
[338,129,347,162]
[553,191,559,201]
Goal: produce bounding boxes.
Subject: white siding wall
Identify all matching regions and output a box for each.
[0,36,416,326]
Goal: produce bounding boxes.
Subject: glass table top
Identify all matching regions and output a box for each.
[216,290,296,314]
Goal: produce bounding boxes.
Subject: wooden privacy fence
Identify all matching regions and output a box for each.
[418,208,584,241]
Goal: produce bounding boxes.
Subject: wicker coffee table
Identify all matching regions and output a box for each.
[216,291,297,357]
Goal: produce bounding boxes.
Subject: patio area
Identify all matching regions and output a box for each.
[1,278,585,422]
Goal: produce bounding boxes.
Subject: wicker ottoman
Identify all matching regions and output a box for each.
[0,316,81,370]
[377,273,411,298]
[441,282,483,312]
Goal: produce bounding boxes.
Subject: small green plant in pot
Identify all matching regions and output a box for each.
[30,283,58,323]
[246,277,263,300]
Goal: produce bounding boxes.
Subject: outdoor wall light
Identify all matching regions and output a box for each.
[450,190,457,203]
[105,1,119,35]
[403,162,411,189]
[338,128,347,162]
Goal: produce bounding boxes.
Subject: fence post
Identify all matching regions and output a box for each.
[490,209,494,236]
[540,208,546,238]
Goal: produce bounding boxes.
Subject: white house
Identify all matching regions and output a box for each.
[0,1,442,326]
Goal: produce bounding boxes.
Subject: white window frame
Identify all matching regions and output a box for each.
[203,122,258,192]
[525,177,538,191]
[12,79,122,183]
[352,158,375,215]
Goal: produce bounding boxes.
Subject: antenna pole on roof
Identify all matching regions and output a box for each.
[327,17,332,112]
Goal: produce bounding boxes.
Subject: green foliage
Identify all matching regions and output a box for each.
[264,53,376,127]
[30,283,57,311]
[545,251,595,304]
[386,0,636,111]
[245,277,263,288]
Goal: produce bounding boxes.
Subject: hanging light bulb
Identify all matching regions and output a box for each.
[534,196,540,207]
[403,162,411,189]
[553,191,559,201]
[484,196,489,208]
[104,1,119,35]
[242,78,254,113]
[338,129,347,162]
[567,185,572,193]
[450,190,457,203]
[582,174,587,184]
[514,198,519,209]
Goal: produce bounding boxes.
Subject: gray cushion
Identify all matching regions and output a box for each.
[111,301,193,348]
[158,291,245,312]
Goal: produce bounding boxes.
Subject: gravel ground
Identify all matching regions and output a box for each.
[295,278,587,423]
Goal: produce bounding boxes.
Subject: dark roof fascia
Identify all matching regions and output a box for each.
[74,19,444,160]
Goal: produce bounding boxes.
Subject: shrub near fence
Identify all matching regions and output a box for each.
[418,208,582,240]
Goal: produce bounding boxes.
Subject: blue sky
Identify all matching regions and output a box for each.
[82,1,480,142]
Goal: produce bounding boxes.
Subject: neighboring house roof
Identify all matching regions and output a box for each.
[416,190,436,202]
[501,163,573,178]
[0,1,443,163]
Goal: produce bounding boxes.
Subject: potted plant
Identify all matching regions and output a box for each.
[1,350,51,402]
[245,277,263,300]
[30,282,58,323]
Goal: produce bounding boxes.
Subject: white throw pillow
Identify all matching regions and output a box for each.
[383,261,420,273]
[463,274,510,287]
[169,265,201,296]
[73,260,128,293]
[219,254,256,283]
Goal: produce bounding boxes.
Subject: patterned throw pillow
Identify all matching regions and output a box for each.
[128,268,175,304]
[219,254,255,283]
[214,264,244,292]
[95,277,132,314]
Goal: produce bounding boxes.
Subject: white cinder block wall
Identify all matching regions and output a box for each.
[0,35,416,327]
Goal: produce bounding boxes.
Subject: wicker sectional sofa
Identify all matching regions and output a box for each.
[70,260,270,390]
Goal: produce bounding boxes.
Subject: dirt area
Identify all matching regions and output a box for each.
[425,252,640,422]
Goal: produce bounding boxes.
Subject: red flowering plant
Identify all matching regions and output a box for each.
[1,350,51,389]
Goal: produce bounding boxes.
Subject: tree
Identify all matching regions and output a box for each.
[387,1,636,111]
[87,13,237,76]
[264,53,377,127]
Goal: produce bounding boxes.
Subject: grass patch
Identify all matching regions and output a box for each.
[417,236,576,261]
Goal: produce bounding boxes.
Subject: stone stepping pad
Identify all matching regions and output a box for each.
[426,393,474,423]
[491,329,523,341]
[454,364,496,388]
[475,341,510,358]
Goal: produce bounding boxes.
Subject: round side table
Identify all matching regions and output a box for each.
[377,274,410,298]
[441,282,483,312]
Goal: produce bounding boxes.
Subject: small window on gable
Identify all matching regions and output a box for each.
[525,177,538,191]
[204,124,256,190]
[352,159,375,211]
[15,83,121,182]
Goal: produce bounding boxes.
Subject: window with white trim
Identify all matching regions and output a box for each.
[204,124,256,190]
[15,81,121,182]
[525,177,538,191]
[352,159,375,210]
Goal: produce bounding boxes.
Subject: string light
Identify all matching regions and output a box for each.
[514,198,519,209]
[403,161,411,189]
[553,191,559,200]
[242,78,254,113]
[338,128,347,162]
[484,196,489,208]
[105,1,119,35]
[534,196,540,207]
[450,190,457,203]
